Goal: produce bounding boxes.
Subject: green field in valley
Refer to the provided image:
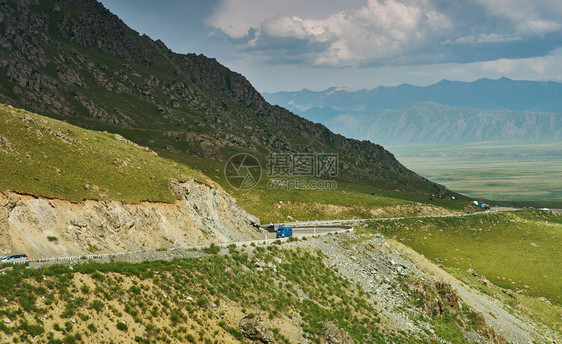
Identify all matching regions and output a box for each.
[389,139,562,207]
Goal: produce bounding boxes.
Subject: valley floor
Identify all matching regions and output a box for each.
[389,139,562,208]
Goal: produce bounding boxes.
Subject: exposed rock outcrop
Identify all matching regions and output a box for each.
[321,322,354,344]
[239,315,276,343]
[0,136,11,150]
[0,179,260,258]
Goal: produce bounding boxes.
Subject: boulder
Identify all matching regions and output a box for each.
[501,289,518,300]
[321,322,354,344]
[239,315,276,343]
[0,136,11,150]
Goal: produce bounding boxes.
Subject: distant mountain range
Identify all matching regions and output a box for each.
[321,102,562,146]
[263,79,562,145]
[264,78,562,113]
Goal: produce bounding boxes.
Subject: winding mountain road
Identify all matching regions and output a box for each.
[22,208,531,265]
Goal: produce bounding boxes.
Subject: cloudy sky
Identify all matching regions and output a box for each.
[100,0,562,93]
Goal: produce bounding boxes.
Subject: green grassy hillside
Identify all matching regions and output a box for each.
[165,154,472,223]
[0,103,472,221]
[0,247,407,344]
[0,104,207,203]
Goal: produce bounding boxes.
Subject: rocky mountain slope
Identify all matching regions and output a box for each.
[0,0,444,194]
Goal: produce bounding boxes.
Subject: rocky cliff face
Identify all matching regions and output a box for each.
[0,179,260,259]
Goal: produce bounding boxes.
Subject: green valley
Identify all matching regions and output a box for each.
[390,140,562,207]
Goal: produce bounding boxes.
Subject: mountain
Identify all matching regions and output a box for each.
[0,0,446,196]
[323,102,562,146]
[264,78,562,114]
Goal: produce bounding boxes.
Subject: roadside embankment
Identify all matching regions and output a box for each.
[0,179,260,259]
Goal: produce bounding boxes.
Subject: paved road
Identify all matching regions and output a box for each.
[269,208,520,229]
[263,225,352,240]
[19,225,353,266]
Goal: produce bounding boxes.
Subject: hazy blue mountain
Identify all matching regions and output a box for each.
[264,78,562,114]
[323,102,562,146]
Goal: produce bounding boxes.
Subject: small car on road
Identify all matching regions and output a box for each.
[0,254,29,263]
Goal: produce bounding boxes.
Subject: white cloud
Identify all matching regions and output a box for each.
[516,19,561,35]
[475,0,562,35]
[455,33,521,44]
[207,0,365,38]
[481,55,562,77]
[208,0,562,85]
[210,0,451,67]
[481,58,519,74]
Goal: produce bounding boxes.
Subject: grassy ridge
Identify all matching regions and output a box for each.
[0,104,208,203]
[365,210,562,303]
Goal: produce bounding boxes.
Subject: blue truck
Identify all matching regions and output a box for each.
[276,225,293,238]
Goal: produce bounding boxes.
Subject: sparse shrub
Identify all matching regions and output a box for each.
[196,298,208,308]
[63,333,80,344]
[227,327,244,340]
[116,321,128,331]
[47,338,63,344]
[47,236,58,242]
[91,299,104,312]
[18,321,44,336]
[91,272,104,281]
[202,244,220,254]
